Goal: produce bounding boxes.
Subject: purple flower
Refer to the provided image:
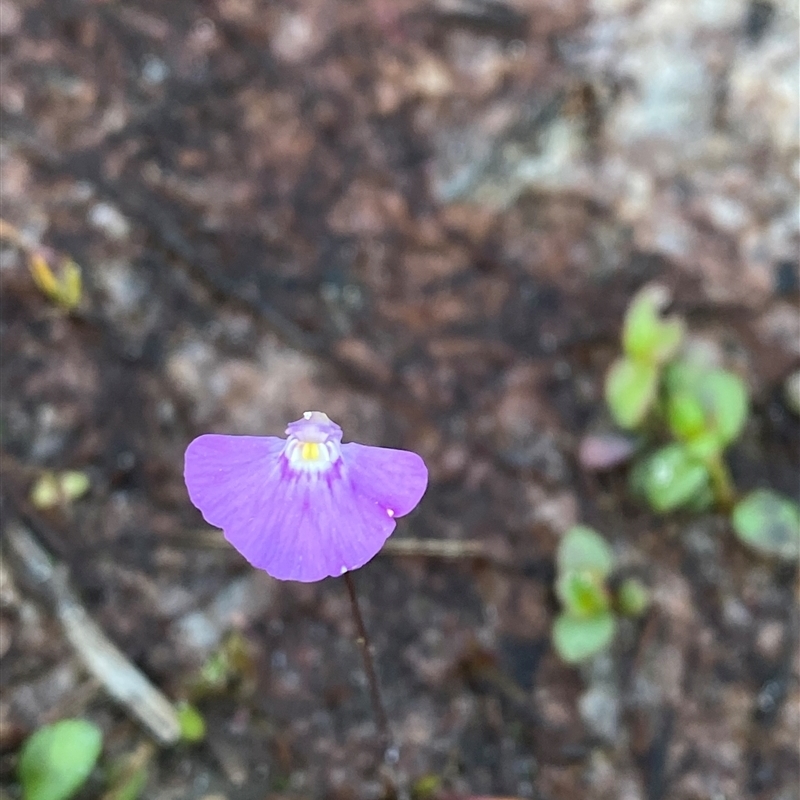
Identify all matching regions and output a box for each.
[184,412,428,582]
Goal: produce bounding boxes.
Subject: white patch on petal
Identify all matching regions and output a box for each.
[340,566,348,575]
[303,411,312,419]
[283,438,341,474]
[386,508,395,517]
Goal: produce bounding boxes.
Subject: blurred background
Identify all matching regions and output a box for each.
[1,0,798,798]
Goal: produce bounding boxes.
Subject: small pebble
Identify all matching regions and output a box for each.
[579,683,620,743]
[756,621,784,660]
[88,202,131,241]
[0,0,22,37]
[142,55,169,85]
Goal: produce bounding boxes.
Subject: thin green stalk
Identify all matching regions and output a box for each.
[708,454,736,511]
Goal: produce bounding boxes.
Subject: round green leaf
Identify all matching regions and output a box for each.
[650,318,685,364]
[617,578,650,617]
[557,525,615,577]
[622,285,684,364]
[664,364,749,448]
[605,357,659,429]
[682,478,715,513]
[19,719,102,800]
[663,359,698,395]
[698,370,748,446]
[732,490,800,561]
[556,570,611,617]
[666,390,706,442]
[641,444,711,513]
[30,473,60,509]
[552,612,616,664]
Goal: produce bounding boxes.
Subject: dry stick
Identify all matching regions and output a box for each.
[6,522,181,745]
[342,571,391,751]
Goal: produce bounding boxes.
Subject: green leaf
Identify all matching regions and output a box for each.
[683,431,723,464]
[552,612,616,664]
[698,370,748,446]
[30,471,90,510]
[556,570,611,617]
[605,357,659,429]
[664,363,749,448]
[681,478,715,513]
[176,702,206,743]
[662,359,698,395]
[19,720,102,800]
[732,490,800,561]
[617,578,650,617]
[622,284,685,364]
[641,444,711,513]
[28,253,83,312]
[666,390,706,442]
[557,526,615,577]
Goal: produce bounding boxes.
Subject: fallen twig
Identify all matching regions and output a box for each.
[381,537,500,562]
[6,522,181,745]
[182,525,515,569]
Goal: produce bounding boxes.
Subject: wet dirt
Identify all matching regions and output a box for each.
[1,1,798,799]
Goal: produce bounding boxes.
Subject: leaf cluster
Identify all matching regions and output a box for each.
[30,470,90,510]
[604,285,799,560]
[605,285,684,430]
[552,526,649,664]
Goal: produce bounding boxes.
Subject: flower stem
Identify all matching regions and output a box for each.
[343,572,390,750]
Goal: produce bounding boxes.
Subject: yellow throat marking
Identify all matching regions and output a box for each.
[301,442,320,461]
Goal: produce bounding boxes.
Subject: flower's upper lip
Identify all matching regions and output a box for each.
[285,411,343,444]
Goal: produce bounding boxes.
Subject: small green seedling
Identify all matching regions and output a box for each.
[28,250,83,312]
[604,288,750,513]
[603,287,797,567]
[552,526,648,664]
[632,361,748,513]
[605,285,685,429]
[176,701,206,743]
[190,630,255,698]
[30,470,90,510]
[18,719,102,800]
[732,490,800,561]
[411,774,443,800]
